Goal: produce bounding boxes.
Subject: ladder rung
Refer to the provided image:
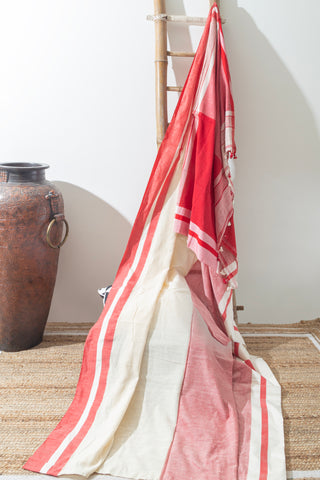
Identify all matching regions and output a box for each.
[236,306,245,311]
[147,14,226,26]
[167,86,183,92]
[167,50,195,58]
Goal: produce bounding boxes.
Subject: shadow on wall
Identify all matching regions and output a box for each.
[165,0,320,323]
[224,1,320,323]
[47,182,131,324]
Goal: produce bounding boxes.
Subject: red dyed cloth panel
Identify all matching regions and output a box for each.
[160,306,241,479]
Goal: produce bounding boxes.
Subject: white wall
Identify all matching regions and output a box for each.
[0,0,319,324]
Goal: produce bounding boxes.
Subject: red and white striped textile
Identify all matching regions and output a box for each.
[24,4,286,479]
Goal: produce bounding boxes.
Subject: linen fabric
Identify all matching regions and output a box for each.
[24,4,286,479]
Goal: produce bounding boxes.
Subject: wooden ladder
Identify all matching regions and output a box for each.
[148,0,244,323]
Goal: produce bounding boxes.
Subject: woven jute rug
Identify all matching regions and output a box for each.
[1,320,320,480]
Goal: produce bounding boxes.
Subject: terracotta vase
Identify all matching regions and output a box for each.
[0,163,68,351]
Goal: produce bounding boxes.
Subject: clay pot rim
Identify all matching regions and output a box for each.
[0,162,49,171]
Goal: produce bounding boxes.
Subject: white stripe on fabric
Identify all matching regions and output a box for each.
[224,301,244,345]
[220,260,237,277]
[186,233,218,266]
[218,286,232,316]
[193,17,217,115]
[246,371,261,480]
[189,221,218,251]
[175,206,192,218]
[173,217,188,233]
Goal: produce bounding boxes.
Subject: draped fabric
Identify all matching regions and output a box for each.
[24,5,286,479]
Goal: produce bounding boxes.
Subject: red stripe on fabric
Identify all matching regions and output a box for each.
[175,214,220,263]
[175,213,192,224]
[234,342,239,357]
[225,269,238,283]
[188,230,218,258]
[244,359,255,370]
[234,325,239,332]
[259,377,269,480]
[221,289,233,320]
[46,137,185,476]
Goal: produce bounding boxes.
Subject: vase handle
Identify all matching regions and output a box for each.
[45,190,69,249]
[46,217,69,249]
